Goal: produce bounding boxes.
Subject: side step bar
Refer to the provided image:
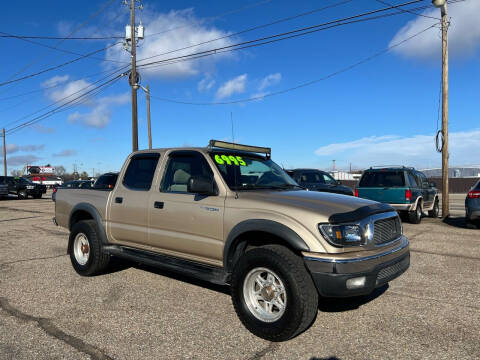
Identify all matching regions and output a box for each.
[103,245,229,285]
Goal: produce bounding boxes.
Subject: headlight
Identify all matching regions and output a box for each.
[318,224,365,247]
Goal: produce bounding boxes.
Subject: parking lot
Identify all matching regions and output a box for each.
[0,193,479,360]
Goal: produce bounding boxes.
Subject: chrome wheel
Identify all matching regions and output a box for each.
[243,267,287,323]
[73,232,90,266]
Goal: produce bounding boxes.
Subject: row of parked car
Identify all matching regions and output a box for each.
[284,166,479,227]
[51,172,118,201]
[0,176,47,199]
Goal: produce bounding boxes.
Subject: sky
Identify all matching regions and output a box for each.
[0,0,479,176]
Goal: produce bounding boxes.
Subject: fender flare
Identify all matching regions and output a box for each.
[223,219,309,271]
[69,203,108,245]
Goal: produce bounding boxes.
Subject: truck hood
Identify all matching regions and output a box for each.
[237,189,393,222]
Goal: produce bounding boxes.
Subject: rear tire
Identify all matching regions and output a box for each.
[68,220,110,276]
[231,245,318,341]
[428,198,439,218]
[33,193,42,199]
[408,202,422,224]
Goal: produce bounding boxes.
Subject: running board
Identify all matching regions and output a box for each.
[103,245,229,285]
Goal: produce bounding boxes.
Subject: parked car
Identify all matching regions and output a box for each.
[0,176,47,199]
[285,169,353,196]
[52,180,93,201]
[355,167,439,224]
[0,182,8,198]
[54,140,409,341]
[466,179,480,228]
[93,172,118,190]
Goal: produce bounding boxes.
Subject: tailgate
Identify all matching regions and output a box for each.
[358,187,408,204]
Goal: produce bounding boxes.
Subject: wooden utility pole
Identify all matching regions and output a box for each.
[130,0,139,152]
[433,0,449,217]
[2,128,6,177]
[146,85,152,149]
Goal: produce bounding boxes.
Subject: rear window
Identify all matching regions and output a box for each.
[94,174,118,189]
[359,171,405,187]
[474,180,480,190]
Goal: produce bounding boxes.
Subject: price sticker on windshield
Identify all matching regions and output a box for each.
[214,154,246,166]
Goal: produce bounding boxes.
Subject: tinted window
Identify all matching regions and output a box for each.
[416,171,429,188]
[407,172,418,187]
[123,154,160,190]
[474,180,480,190]
[162,152,213,193]
[94,174,118,189]
[300,172,323,184]
[322,173,337,185]
[359,171,405,187]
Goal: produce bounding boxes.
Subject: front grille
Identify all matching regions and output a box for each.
[373,217,401,245]
[376,255,409,285]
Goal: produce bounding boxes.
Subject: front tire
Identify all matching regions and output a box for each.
[231,245,318,341]
[17,190,27,199]
[408,202,422,224]
[68,220,110,276]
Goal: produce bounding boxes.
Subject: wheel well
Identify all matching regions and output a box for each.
[69,210,94,230]
[226,231,300,273]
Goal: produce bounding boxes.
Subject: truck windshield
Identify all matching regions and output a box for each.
[209,152,300,191]
[359,171,405,187]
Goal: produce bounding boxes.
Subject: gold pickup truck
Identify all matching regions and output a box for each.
[54,140,409,341]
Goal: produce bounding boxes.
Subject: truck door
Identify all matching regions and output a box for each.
[107,153,160,246]
[148,150,225,265]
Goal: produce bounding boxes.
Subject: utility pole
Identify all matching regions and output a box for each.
[130,0,138,152]
[146,85,151,149]
[433,0,449,217]
[332,160,336,172]
[2,128,6,177]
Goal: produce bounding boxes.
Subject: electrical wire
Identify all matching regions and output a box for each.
[6,73,126,135]
[375,0,440,20]
[0,34,122,40]
[137,0,354,64]
[2,0,117,84]
[148,22,439,105]
[0,42,122,87]
[136,0,427,68]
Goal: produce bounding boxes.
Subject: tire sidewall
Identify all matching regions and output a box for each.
[18,190,27,199]
[232,249,303,339]
[69,222,98,275]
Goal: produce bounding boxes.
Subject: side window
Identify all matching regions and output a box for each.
[161,152,213,193]
[322,173,336,185]
[417,172,429,188]
[407,172,418,187]
[122,153,160,191]
[301,172,323,184]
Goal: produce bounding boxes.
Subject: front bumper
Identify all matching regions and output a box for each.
[303,237,410,297]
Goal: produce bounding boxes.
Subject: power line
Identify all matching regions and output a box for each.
[0,34,122,40]
[137,0,354,64]
[148,23,438,105]
[375,0,440,20]
[0,42,122,87]
[3,0,117,85]
[136,0,427,69]
[6,73,126,135]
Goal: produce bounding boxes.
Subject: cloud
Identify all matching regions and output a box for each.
[197,76,216,92]
[7,155,42,166]
[314,129,480,168]
[216,74,247,99]
[258,73,281,91]
[53,149,77,157]
[41,75,70,88]
[390,1,480,59]
[47,79,92,103]
[66,93,129,128]
[33,124,55,134]
[105,9,235,78]
[1,144,44,155]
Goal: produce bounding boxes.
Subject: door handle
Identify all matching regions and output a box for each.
[115,197,123,204]
[154,201,164,209]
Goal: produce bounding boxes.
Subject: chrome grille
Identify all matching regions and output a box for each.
[373,217,401,245]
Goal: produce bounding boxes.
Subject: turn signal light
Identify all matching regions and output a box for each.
[405,189,412,201]
[468,190,480,199]
[354,189,359,197]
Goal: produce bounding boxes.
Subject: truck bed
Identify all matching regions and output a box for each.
[55,189,111,229]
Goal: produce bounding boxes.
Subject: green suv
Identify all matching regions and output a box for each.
[355,167,439,224]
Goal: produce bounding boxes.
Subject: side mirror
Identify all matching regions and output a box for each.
[188,175,217,196]
[430,181,436,188]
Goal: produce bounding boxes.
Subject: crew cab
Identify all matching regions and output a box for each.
[355,167,439,223]
[0,176,47,199]
[54,140,410,341]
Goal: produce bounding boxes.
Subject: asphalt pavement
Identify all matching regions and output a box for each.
[0,192,479,360]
